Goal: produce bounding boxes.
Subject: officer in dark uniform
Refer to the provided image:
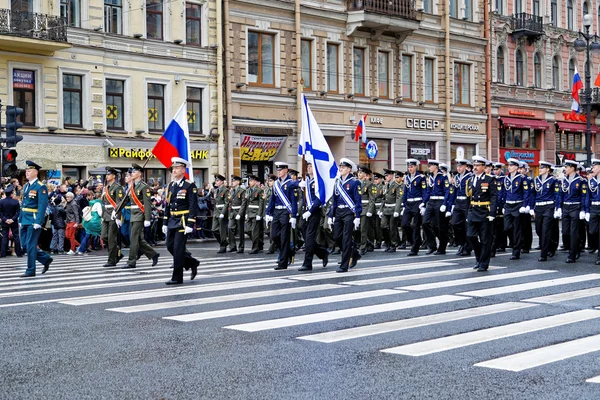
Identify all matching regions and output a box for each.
[519,161,535,253]
[402,158,427,256]
[299,162,329,271]
[557,159,588,263]
[264,174,276,254]
[329,158,361,273]
[451,159,472,256]
[466,156,498,271]
[503,158,531,260]
[162,157,199,284]
[0,185,22,258]
[492,162,506,254]
[265,162,298,270]
[102,167,125,267]
[532,161,561,262]
[423,159,450,255]
[18,160,53,277]
[242,174,265,254]
[587,159,600,264]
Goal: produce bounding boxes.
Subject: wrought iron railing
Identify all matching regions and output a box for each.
[579,88,600,105]
[347,0,417,20]
[0,9,68,42]
[511,12,544,34]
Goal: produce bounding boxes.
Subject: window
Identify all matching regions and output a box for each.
[556,131,584,151]
[568,0,573,30]
[106,79,124,130]
[359,139,391,172]
[401,54,413,100]
[301,39,312,89]
[248,32,275,86]
[60,0,80,27]
[552,56,560,89]
[423,0,432,13]
[464,0,472,20]
[353,47,365,96]
[515,0,522,13]
[378,52,389,98]
[497,47,505,83]
[496,0,503,14]
[407,140,436,171]
[584,1,589,16]
[534,53,542,88]
[516,50,524,86]
[569,59,576,86]
[147,83,164,132]
[454,63,470,106]
[63,74,82,128]
[532,0,539,16]
[186,3,201,46]
[146,0,163,40]
[551,0,557,26]
[501,129,537,149]
[450,0,458,18]
[424,57,434,102]
[326,43,339,93]
[11,0,33,12]
[104,0,122,34]
[186,87,202,134]
[12,69,35,126]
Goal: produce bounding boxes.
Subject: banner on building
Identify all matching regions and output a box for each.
[240,134,287,162]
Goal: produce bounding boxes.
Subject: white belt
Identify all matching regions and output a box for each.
[430,196,444,200]
[361,200,369,204]
[231,206,241,210]
[592,202,600,206]
[505,200,523,204]
[456,196,467,200]
[535,201,554,206]
[407,198,422,202]
[275,205,288,209]
[564,202,580,205]
[216,205,225,209]
[375,203,382,206]
[384,203,397,207]
[337,205,350,209]
[104,205,114,209]
[130,205,140,209]
[248,205,260,208]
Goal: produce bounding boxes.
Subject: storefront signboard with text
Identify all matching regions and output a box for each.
[500,148,540,165]
[108,148,209,160]
[240,135,287,162]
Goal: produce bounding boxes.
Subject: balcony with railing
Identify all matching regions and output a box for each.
[511,13,544,43]
[346,0,421,42]
[579,88,600,113]
[0,9,71,56]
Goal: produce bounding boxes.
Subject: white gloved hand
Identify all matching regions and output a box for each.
[556,208,562,219]
[487,216,495,221]
[445,211,452,218]
[519,207,527,214]
[219,213,225,219]
[419,203,425,210]
[290,217,297,229]
[502,208,506,214]
[353,218,360,230]
[302,211,311,220]
[265,215,273,223]
[586,213,591,222]
[235,214,241,220]
[393,212,399,218]
[256,215,262,221]
[184,226,193,234]
[400,209,404,216]
[451,205,455,213]
[366,212,373,217]
[144,220,151,228]
[111,210,117,220]
[162,225,168,235]
[298,180,306,188]
[525,206,531,213]
[377,211,383,218]
[420,207,426,216]
[327,217,334,229]
[18,223,22,229]
[579,211,586,220]
[440,205,447,213]
[115,219,122,228]
[529,209,535,216]
[33,223,41,230]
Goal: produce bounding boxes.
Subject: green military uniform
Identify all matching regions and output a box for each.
[358,170,375,254]
[100,168,125,267]
[227,177,246,252]
[212,175,229,253]
[379,171,403,251]
[242,175,265,254]
[372,178,385,248]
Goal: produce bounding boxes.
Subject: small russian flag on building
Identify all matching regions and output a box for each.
[354,114,368,145]
[152,103,193,178]
[571,67,584,114]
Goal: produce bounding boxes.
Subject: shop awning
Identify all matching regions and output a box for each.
[556,122,600,134]
[500,117,549,130]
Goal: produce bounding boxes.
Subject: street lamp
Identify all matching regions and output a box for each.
[574,14,600,167]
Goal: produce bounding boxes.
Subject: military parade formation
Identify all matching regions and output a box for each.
[8,153,600,282]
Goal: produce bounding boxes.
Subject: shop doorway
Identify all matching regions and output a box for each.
[242,162,273,182]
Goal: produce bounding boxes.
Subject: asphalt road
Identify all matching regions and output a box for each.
[3,238,600,400]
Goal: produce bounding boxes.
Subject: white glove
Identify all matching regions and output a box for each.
[519,207,526,214]
[327,217,334,228]
[184,226,193,234]
[144,220,151,228]
[554,208,562,219]
[377,211,383,218]
[298,180,306,188]
[451,205,455,213]
[219,213,225,219]
[111,211,117,220]
[33,223,41,230]
[502,208,506,214]
[18,223,22,229]
[579,211,586,220]
[256,215,262,221]
[162,225,168,235]
[420,207,426,216]
[586,213,591,222]
[302,211,311,220]
[400,209,404,216]
[525,206,531,214]
[265,215,273,223]
[366,212,373,217]
[393,212,399,218]
[290,217,297,229]
[235,214,241,220]
[445,211,452,218]
[440,205,447,213]
[487,216,495,221]
[419,203,425,210]
[115,219,122,228]
[353,218,360,230]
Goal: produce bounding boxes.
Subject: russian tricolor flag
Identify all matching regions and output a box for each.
[354,114,368,145]
[571,67,584,114]
[152,103,193,178]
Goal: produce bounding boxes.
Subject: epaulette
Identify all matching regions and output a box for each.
[186,179,193,184]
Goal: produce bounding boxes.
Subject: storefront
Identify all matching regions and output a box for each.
[407,140,437,171]
[235,126,291,180]
[554,111,599,165]
[358,138,391,173]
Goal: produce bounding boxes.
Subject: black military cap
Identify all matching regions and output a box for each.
[267,174,276,181]
[357,164,372,174]
[383,169,395,175]
[373,172,384,179]
[289,169,299,176]
[25,160,42,170]
[4,184,14,194]
[395,170,405,177]
[231,174,242,182]
[247,174,260,182]
[214,174,226,181]
[131,163,144,172]
[105,167,120,175]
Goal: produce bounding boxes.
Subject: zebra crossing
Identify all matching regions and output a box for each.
[4,250,600,382]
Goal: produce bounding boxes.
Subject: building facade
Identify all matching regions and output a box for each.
[0,0,218,186]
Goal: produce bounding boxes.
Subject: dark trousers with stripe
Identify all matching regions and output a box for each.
[271,208,291,268]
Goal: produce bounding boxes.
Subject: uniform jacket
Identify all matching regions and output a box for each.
[425,171,450,206]
[559,174,589,212]
[503,173,530,204]
[451,172,472,209]
[127,180,153,222]
[467,173,498,221]
[587,176,600,210]
[214,185,230,217]
[329,175,362,219]
[402,173,427,206]
[380,180,402,215]
[0,197,20,226]
[359,179,374,216]
[18,178,48,226]
[303,177,322,214]
[266,175,298,217]
[101,181,125,222]
[242,185,265,218]
[164,178,198,229]
[532,175,561,210]
[228,186,246,219]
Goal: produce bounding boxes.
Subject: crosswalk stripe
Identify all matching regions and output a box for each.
[164,289,405,322]
[342,267,505,286]
[224,294,469,332]
[60,278,292,306]
[396,269,556,291]
[458,274,600,297]
[106,284,346,313]
[524,287,600,304]
[382,309,600,356]
[474,333,600,371]
[586,375,600,383]
[298,302,536,343]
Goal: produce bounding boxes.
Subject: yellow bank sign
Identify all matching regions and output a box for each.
[108,148,209,160]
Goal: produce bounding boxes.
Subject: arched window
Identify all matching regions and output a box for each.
[568,0,574,30]
[569,59,576,86]
[497,47,505,83]
[516,50,524,86]
[552,56,560,90]
[534,53,542,87]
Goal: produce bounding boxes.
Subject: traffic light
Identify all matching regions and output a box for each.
[2,148,18,177]
[5,106,24,148]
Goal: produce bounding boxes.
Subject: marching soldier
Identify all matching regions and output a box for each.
[161,158,200,284]
[264,174,276,254]
[466,156,498,272]
[451,159,473,256]
[587,159,600,265]
[243,174,265,254]
[372,172,385,250]
[379,169,402,252]
[299,162,329,271]
[122,163,159,269]
[227,175,245,253]
[0,185,22,258]
[492,162,506,254]
[532,161,560,262]
[394,171,406,248]
[422,159,450,255]
[101,167,124,267]
[328,158,361,272]
[402,159,427,256]
[357,165,375,255]
[289,168,304,252]
[519,161,534,253]
[265,162,298,270]
[212,174,229,253]
[18,160,53,277]
[557,159,588,263]
[503,158,530,260]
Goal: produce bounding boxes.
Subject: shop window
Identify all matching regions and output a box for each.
[146,169,166,186]
[248,32,275,86]
[186,3,202,46]
[63,74,83,128]
[146,0,163,40]
[450,143,476,171]
[378,52,389,98]
[556,131,584,151]
[353,47,365,96]
[358,139,390,173]
[326,43,339,93]
[12,69,36,126]
[401,54,413,100]
[11,0,33,12]
[106,79,124,130]
[62,166,85,181]
[147,83,164,132]
[61,0,81,27]
[104,0,122,34]
[301,39,312,90]
[187,87,202,134]
[407,140,436,170]
[500,129,537,149]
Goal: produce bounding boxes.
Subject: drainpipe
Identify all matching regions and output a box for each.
[296,0,303,172]
[216,0,224,174]
[484,0,492,159]
[445,0,451,161]
[224,0,234,176]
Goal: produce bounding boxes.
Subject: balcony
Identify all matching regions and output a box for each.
[346,0,421,42]
[0,9,71,56]
[511,13,544,44]
[579,88,600,113]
